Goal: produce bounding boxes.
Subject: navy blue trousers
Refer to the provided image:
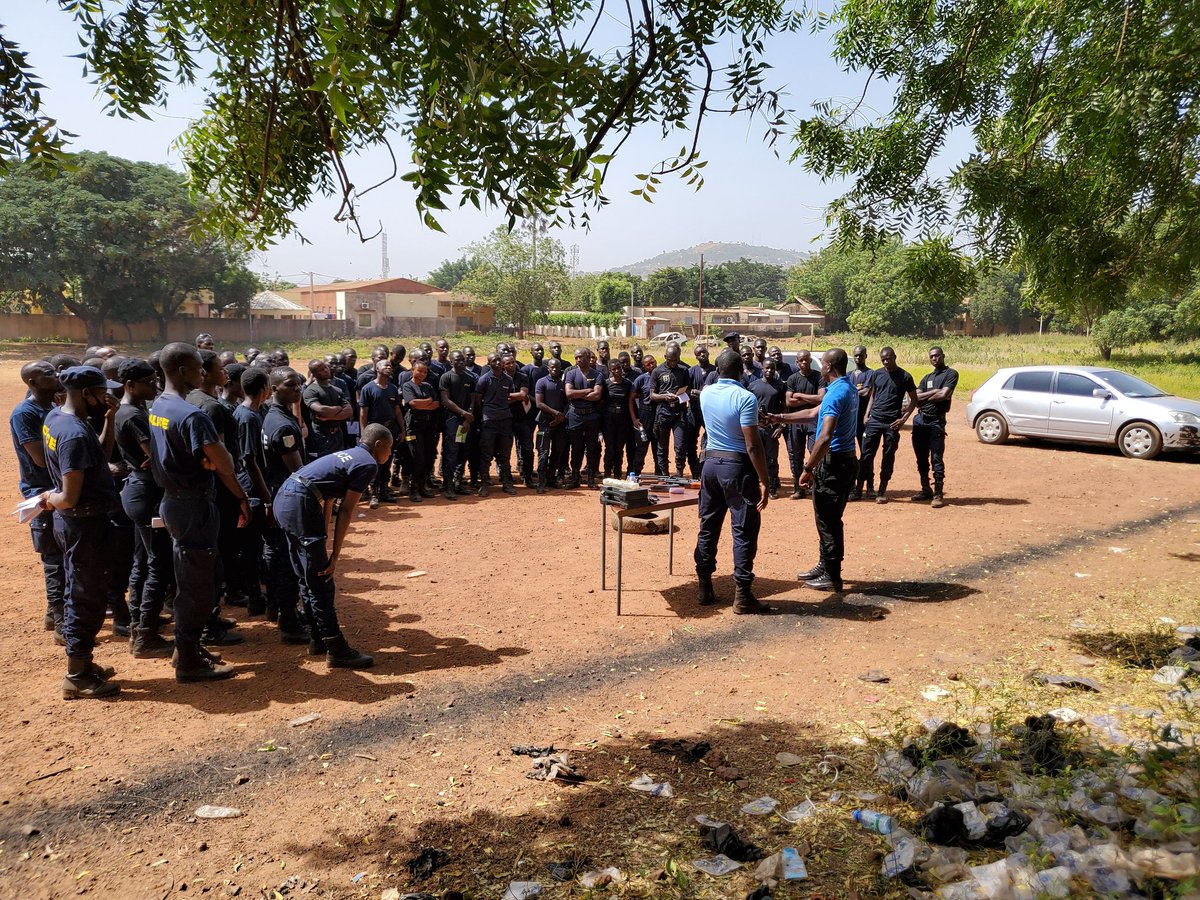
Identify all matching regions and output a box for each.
[567,411,601,478]
[275,482,340,639]
[912,417,947,484]
[860,422,900,488]
[160,493,218,645]
[693,456,761,586]
[29,508,65,623]
[53,512,111,659]
[122,475,173,629]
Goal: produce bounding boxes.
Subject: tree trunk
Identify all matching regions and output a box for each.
[1099,344,1112,361]
[157,315,168,344]
[83,314,105,348]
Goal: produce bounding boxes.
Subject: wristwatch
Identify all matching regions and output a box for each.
[802,463,814,474]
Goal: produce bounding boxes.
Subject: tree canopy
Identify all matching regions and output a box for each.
[4,1,800,245]
[457,225,570,337]
[0,152,256,343]
[793,0,1200,329]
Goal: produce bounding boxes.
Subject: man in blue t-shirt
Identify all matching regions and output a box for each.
[474,353,517,495]
[693,349,772,614]
[534,357,570,492]
[150,343,252,683]
[273,424,393,668]
[9,360,66,641]
[768,347,859,593]
[564,347,604,488]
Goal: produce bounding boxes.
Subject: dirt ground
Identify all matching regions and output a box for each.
[0,351,1198,899]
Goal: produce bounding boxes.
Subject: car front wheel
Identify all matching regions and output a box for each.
[1117,421,1162,460]
[975,411,1009,445]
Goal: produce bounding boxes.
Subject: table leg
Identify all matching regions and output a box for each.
[668,508,674,575]
[600,500,606,590]
[616,514,624,615]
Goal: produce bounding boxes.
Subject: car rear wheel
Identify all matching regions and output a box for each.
[1117,421,1162,460]
[974,411,1009,445]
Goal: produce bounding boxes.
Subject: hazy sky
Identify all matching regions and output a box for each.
[10,4,881,283]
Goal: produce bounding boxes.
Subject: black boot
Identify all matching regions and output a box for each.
[804,569,844,593]
[911,477,933,502]
[409,488,423,503]
[733,582,774,614]
[443,484,458,501]
[62,655,120,700]
[931,480,945,509]
[796,560,825,581]
[324,633,374,669]
[308,634,327,656]
[586,472,597,490]
[875,482,889,504]
[173,641,235,683]
[278,603,311,644]
[536,473,547,495]
[131,627,174,659]
[697,573,717,606]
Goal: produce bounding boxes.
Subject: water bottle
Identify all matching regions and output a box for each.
[853,809,896,835]
[627,472,638,484]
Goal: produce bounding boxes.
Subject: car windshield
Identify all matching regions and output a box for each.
[1093,370,1168,398]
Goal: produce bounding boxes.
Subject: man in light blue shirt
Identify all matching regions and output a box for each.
[767,347,858,593]
[693,349,772,613]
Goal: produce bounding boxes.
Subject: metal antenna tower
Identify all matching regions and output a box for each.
[381,231,390,278]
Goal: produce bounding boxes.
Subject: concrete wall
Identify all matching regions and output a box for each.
[0,313,353,345]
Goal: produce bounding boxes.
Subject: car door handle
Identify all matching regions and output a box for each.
[1052,399,1065,404]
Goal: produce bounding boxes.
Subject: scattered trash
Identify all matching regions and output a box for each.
[1110,546,1129,553]
[697,820,765,862]
[350,872,366,884]
[921,685,951,701]
[525,752,584,783]
[753,847,808,884]
[501,882,541,900]
[1047,707,1082,723]
[648,738,711,761]
[579,868,624,888]
[782,799,817,823]
[853,808,896,835]
[629,775,673,797]
[405,848,449,881]
[745,886,773,900]
[858,669,890,683]
[774,752,804,767]
[543,860,579,882]
[1168,688,1198,709]
[691,854,743,877]
[927,722,976,758]
[1159,615,1178,623]
[740,796,779,816]
[1020,714,1072,774]
[1176,625,1200,635]
[288,712,321,727]
[1151,665,1188,685]
[1073,654,1100,666]
[1031,672,1101,692]
[405,570,427,578]
[194,805,242,819]
[916,804,963,844]
[511,744,555,757]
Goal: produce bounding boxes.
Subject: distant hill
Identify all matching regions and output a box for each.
[613,242,810,276]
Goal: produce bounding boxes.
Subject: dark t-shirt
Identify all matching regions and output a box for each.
[565,365,603,415]
[915,367,960,425]
[522,361,549,388]
[439,369,476,415]
[786,369,822,407]
[475,370,514,422]
[867,366,917,423]
[360,381,400,427]
[261,400,304,493]
[115,403,152,473]
[43,407,118,511]
[848,367,873,423]
[10,397,55,497]
[402,378,439,429]
[604,375,634,419]
[292,445,378,500]
[302,380,347,456]
[507,369,531,417]
[652,363,689,421]
[232,403,266,495]
[187,389,237,453]
[535,375,568,425]
[749,377,785,417]
[149,392,220,493]
[633,370,656,407]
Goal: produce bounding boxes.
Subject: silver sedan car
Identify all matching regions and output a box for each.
[966,366,1200,460]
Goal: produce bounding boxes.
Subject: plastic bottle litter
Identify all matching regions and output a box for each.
[753,846,808,883]
[740,796,779,815]
[629,774,674,797]
[691,854,743,876]
[853,808,896,835]
[782,799,817,823]
[194,805,243,819]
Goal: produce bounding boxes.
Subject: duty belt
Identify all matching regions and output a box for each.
[703,449,748,461]
[289,474,325,503]
[56,501,113,518]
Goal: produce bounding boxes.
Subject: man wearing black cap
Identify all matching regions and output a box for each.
[10,360,66,643]
[149,344,251,683]
[39,366,122,698]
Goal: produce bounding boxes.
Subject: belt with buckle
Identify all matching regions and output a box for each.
[289,474,325,503]
[703,449,747,461]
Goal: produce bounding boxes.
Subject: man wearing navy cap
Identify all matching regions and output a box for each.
[39,366,122,698]
[273,423,393,667]
[10,360,66,643]
[149,344,251,683]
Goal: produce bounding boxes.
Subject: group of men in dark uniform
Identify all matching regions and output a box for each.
[10,331,958,697]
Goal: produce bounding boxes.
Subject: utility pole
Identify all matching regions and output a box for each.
[381,231,390,278]
[697,252,704,345]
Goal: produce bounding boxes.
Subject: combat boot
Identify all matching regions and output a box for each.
[308,634,327,656]
[931,480,945,509]
[173,642,235,683]
[804,567,844,593]
[875,481,889,504]
[131,627,174,658]
[536,474,547,495]
[911,476,933,502]
[443,484,458,501]
[733,582,774,614]
[697,573,717,606]
[63,656,120,700]
[324,633,374,669]
[796,560,825,581]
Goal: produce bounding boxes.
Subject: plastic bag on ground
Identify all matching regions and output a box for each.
[919,847,970,884]
[908,761,977,809]
[878,748,918,787]
[629,774,673,797]
[1126,846,1200,879]
[501,883,541,900]
[782,799,817,823]
[579,867,624,888]
[692,854,743,877]
[753,847,808,884]
[740,796,779,816]
[883,828,931,880]
[954,802,988,841]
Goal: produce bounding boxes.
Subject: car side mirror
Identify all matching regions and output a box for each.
[1092,388,1112,399]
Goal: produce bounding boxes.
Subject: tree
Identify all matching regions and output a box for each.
[717,258,786,304]
[590,274,635,314]
[0,152,252,344]
[457,226,569,337]
[427,255,477,291]
[9,2,800,245]
[644,267,692,307]
[792,0,1200,331]
[969,268,1025,336]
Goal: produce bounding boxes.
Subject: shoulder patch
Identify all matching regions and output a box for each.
[282,434,296,449]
